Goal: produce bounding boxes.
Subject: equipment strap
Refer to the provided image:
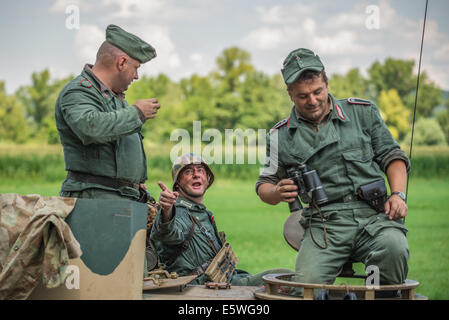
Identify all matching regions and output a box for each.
[190,214,220,254]
[309,202,329,250]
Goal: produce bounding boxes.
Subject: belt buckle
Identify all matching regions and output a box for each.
[342,194,355,202]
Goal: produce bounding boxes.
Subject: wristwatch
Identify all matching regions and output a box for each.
[391,191,406,201]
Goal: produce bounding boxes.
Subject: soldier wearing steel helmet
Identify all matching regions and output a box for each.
[150,153,292,285]
[256,48,410,297]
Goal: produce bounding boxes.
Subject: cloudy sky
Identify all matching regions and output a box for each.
[1,0,448,94]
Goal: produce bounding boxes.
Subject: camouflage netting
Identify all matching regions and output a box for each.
[0,194,81,300]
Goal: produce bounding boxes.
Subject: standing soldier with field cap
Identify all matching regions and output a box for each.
[150,153,292,285]
[256,48,411,298]
[55,24,160,202]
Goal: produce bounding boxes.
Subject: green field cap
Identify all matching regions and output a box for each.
[281,48,324,84]
[106,24,156,63]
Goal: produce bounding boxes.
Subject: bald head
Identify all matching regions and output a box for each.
[95,41,128,67]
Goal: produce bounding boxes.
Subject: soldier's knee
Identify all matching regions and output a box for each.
[379,228,409,261]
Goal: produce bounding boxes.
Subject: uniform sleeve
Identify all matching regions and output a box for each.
[149,206,193,246]
[59,89,143,145]
[370,103,410,173]
[255,131,284,194]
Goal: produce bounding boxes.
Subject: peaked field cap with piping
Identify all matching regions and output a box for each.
[171,153,215,190]
[105,24,156,63]
[281,48,324,84]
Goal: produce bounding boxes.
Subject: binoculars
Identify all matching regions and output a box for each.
[286,165,328,212]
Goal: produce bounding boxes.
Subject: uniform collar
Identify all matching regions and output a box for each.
[176,196,207,211]
[82,64,125,100]
[288,93,349,129]
[329,94,350,123]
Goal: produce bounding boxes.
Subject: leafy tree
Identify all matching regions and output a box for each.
[367,58,415,99]
[0,81,28,143]
[402,118,447,146]
[127,74,183,141]
[16,70,73,141]
[39,115,60,144]
[213,47,254,93]
[377,89,411,141]
[404,71,443,118]
[368,59,442,117]
[329,68,370,100]
[436,98,449,143]
[237,71,290,130]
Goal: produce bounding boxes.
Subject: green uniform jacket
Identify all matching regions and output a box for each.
[150,197,222,277]
[256,94,410,213]
[55,65,147,200]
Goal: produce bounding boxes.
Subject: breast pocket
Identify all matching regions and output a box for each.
[342,148,381,192]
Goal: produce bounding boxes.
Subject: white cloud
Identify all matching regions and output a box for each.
[243,27,285,50]
[101,0,165,18]
[44,0,449,91]
[190,53,203,64]
[303,18,316,34]
[240,0,449,91]
[313,31,369,55]
[435,44,449,61]
[50,0,88,12]
[127,24,180,76]
[256,4,315,25]
[74,24,104,63]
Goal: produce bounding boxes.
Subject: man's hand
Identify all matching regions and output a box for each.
[158,181,179,222]
[384,194,408,220]
[385,159,408,220]
[134,98,161,120]
[258,180,298,205]
[275,179,299,203]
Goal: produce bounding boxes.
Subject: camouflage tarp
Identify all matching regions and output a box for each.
[0,194,81,300]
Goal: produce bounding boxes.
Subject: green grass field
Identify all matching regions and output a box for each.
[1,177,448,299]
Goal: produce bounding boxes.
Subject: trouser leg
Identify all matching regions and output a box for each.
[354,226,409,285]
[292,209,357,297]
[231,268,294,286]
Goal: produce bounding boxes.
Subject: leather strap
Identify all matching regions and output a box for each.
[190,214,220,254]
[165,217,196,266]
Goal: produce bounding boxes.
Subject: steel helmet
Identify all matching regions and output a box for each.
[171,153,214,190]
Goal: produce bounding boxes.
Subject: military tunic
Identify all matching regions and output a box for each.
[256,94,410,285]
[55,64,147,201]
[150,197,292,285]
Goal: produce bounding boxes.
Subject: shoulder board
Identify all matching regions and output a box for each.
[80,78,93,88]
[270,118,289,133]
[178,199,193,209]
[347,97,372,106]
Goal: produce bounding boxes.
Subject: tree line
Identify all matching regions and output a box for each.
[1,46,448,146]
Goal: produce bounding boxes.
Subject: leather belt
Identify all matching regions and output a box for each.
[67,171,140,190]
[323,194,359,206]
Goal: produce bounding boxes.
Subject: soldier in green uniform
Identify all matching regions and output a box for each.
[256,48,410,297]
[150,153,292,285]
[55,24,160,202]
